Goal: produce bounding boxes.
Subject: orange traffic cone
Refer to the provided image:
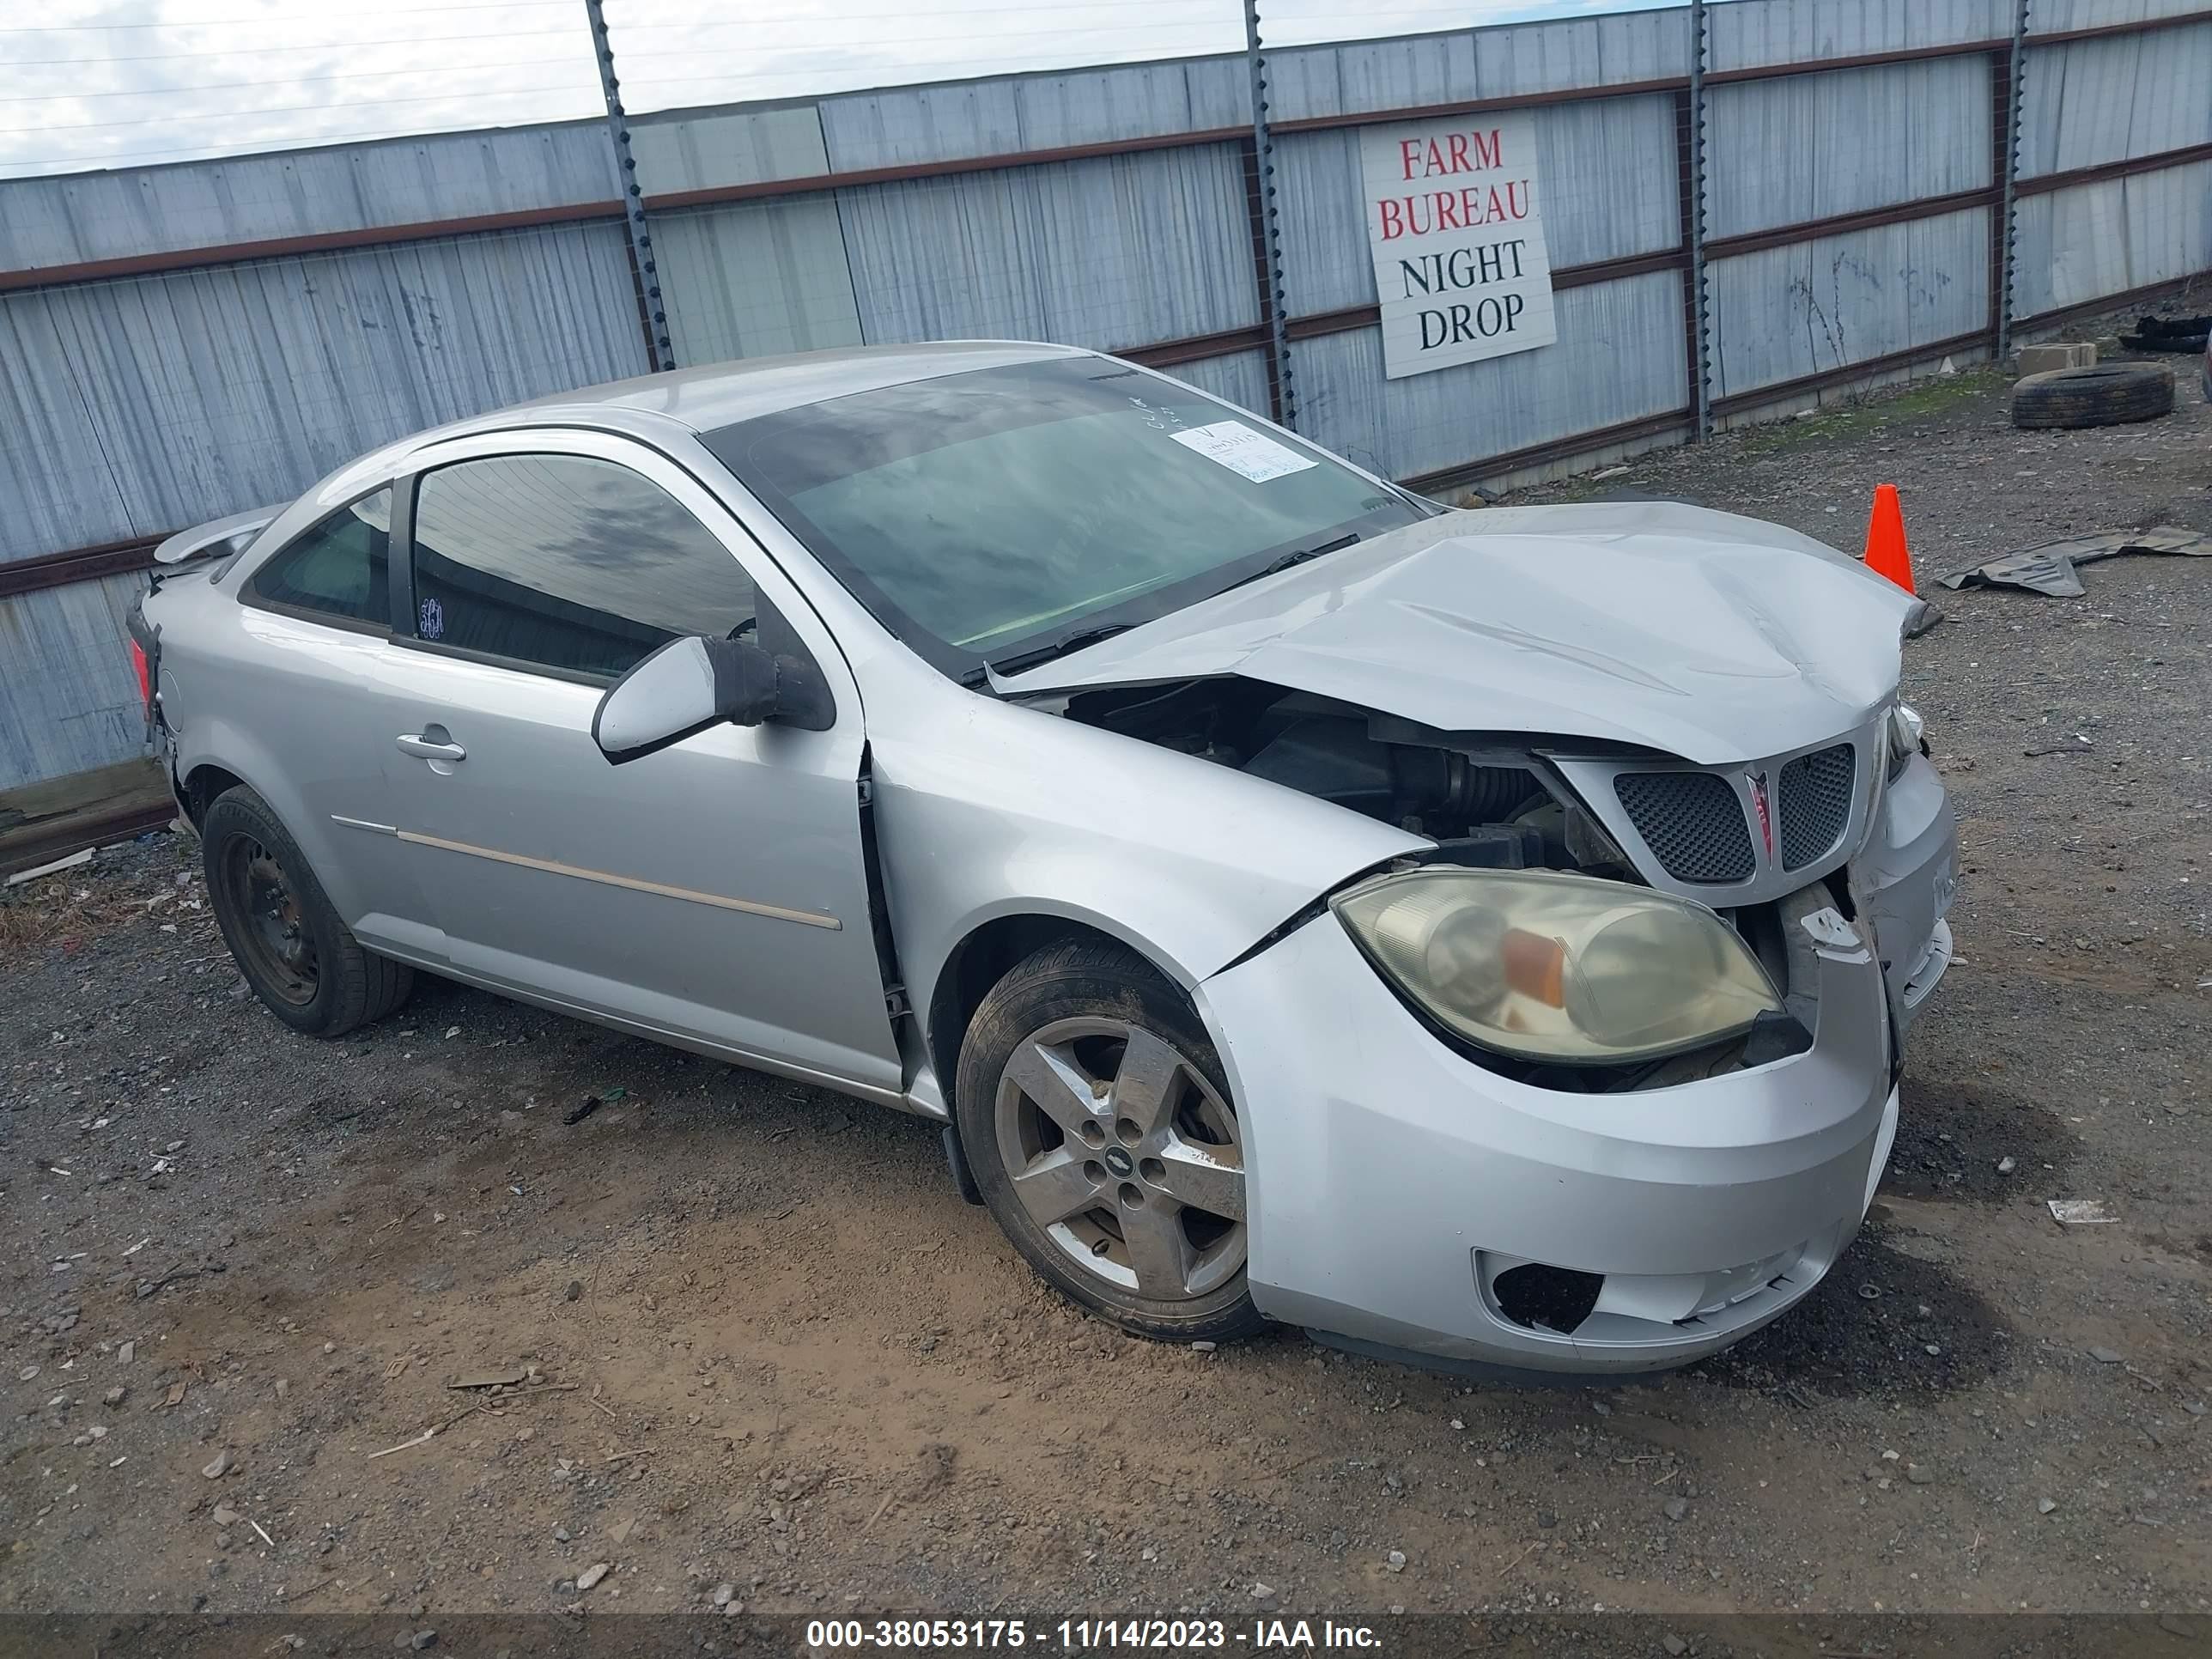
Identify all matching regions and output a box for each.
[1863,483,1916,595]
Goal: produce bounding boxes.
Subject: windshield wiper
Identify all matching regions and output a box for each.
[980,621,1138,680]
[1213,531,1361,596]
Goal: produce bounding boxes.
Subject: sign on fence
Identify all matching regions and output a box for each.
[1359,113,1556,380]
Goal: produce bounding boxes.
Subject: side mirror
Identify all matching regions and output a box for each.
[591,635,781,765]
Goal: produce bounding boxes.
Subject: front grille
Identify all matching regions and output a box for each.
[1613,770,1753,883]
[1777,743,1856,870]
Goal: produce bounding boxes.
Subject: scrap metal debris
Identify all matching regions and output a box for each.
[2047,1198,2119,1225]
[2118,313,2210,355]
[5,848,93,888]
[1942,526,2212,599]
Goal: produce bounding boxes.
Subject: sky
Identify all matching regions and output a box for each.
[0,0,1677,180]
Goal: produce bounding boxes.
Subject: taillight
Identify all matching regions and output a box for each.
[130,639,151,708]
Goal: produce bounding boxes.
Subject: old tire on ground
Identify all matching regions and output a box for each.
[955,939,1265,1344]
[201,784,413,1036]
[2010,362,2174,429]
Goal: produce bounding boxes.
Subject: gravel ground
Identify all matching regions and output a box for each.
[3,349,2209,1638]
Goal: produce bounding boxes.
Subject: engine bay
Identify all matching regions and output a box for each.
[1053,676,1637,876]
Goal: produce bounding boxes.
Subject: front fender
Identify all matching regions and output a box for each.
[868,688,1420,1044]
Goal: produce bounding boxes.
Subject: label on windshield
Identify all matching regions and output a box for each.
[1169,420,1317,483]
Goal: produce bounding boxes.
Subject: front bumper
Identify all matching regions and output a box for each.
[1197,901,1899,1376]
[1856,750,1958,1043]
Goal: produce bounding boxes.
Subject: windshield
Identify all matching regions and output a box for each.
[701,356,1425,680]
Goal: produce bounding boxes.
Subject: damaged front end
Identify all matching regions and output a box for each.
[986,498,1960,1076]
[1130,679,1946,1375]
[960,500,1956,1372]
[1040,672,1954,1092]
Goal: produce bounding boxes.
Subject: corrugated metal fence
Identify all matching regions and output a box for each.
[3,0,2209,793]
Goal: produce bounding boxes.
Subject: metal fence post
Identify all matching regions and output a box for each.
[1996,0,2032,362]
[1686,0,1711,440]
[584,0,675,373]
[1243,0,1297,430]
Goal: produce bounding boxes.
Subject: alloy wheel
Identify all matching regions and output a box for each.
[993,1015,1246,1301]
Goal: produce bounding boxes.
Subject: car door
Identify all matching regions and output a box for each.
[375,427,902,1098]
[230,483,449,963]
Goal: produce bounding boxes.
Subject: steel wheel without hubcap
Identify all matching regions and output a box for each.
[216,834,319,1006]
[994,1015,1246,1302]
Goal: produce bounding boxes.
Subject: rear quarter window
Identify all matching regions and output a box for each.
[246,490,392,628]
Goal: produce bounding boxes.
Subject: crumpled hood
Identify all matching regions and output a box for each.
[997,501,1916,764]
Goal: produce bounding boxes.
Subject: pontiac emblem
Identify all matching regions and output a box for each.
[1748,772,1775,860]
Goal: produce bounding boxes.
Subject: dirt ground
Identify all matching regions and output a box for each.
[4,350,2209,1639]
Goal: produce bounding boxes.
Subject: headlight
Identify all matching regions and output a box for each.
[1333,866,1783,1066]
[1887,700,1926,779]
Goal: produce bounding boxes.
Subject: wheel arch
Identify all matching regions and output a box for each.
[180,761,248,827]
[173,720,294,832]
[924,908,1197,1118]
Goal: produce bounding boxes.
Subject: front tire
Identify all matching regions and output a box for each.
[201,785,413,1037]
[955,939,1263,1344]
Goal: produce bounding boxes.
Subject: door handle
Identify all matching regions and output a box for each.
[396,733,467,763]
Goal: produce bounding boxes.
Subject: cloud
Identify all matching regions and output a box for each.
[0,0,1680,179]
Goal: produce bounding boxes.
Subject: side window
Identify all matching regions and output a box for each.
[249,489,391,625]
[409,453,755,679]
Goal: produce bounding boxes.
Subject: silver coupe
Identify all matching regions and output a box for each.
[129,341,1955,1376]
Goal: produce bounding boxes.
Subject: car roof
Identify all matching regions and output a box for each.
[309,340,1099,512]
[488,339,1092,434]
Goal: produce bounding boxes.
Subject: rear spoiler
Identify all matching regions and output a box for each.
[153,505,283,567]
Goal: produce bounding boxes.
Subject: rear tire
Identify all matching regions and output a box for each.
[2010,362,2174,428]
[201,785,413,1036]
[956,939,1264,1345]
